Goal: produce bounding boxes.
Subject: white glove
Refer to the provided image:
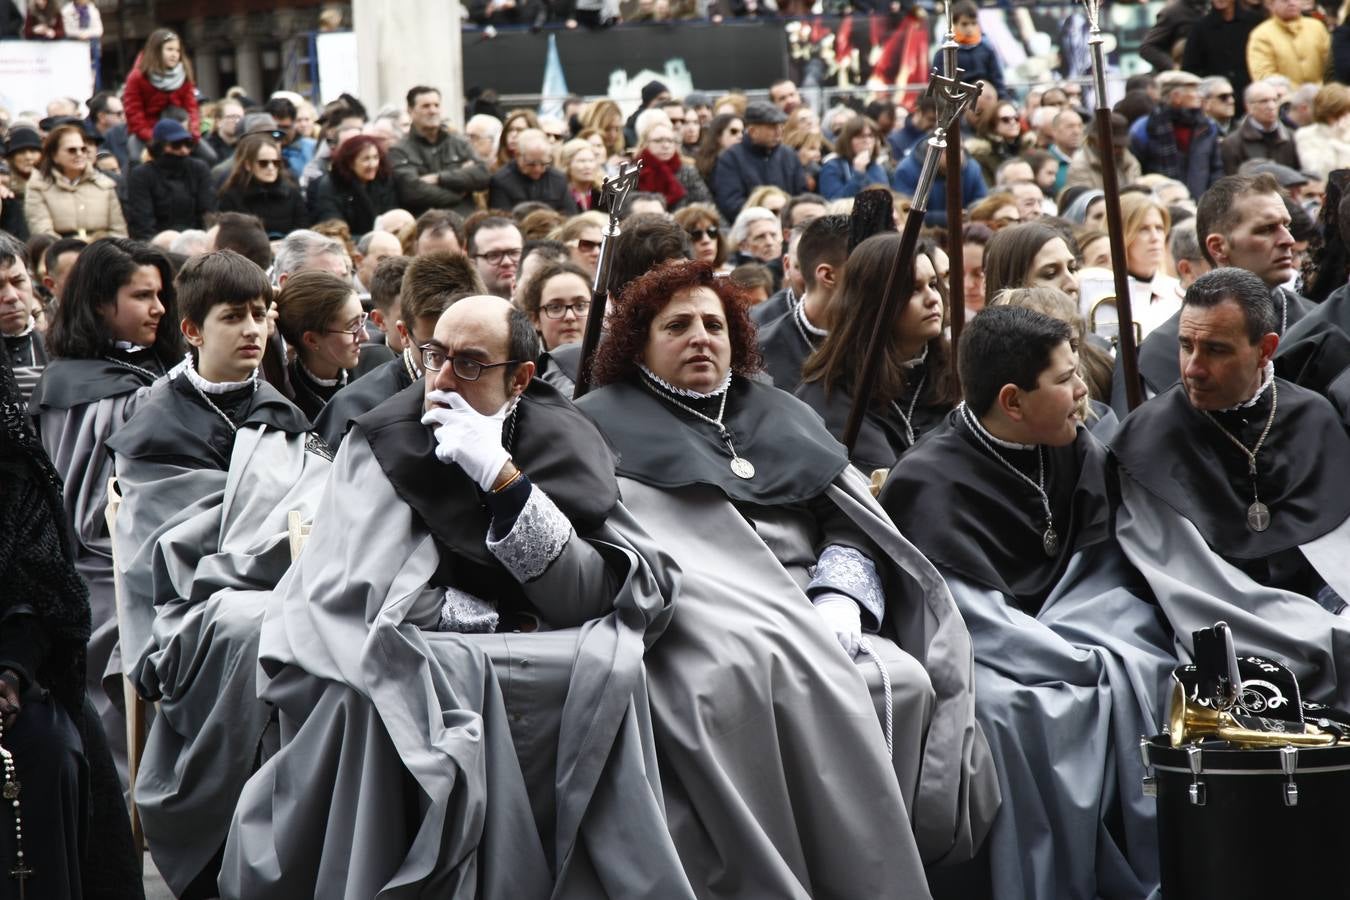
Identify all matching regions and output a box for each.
[813,594,862,659]
[420,390,513,491]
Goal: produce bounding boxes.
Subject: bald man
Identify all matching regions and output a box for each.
[487,128,580,215]
[223,292,693,897]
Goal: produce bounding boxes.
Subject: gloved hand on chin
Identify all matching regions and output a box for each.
[420,389,513,491]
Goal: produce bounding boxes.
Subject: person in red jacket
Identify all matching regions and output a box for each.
[122,28,199,164]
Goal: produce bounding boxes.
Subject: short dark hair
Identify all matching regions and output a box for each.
[951,0,979,21]
[47,237,184,360]
[0,232,26,270]
[275,270,356,347]
[264,97,297,121]
[402,251,485,323]
[88,90,119,117]
[507,305,542,380]
[406,85,440,109]
[520,239,569,269]
[1195,173,1284,266]
[211,212,272,269]
[959,306,1073,417]
[783,192,828,230]
[415,209,465,247]
[369,255,411,316]
[609,214,693,298]
[795,214,850,291]
[1182,267,1277,344]
[42,237,87,277]
[176,250,273,326]
[465,215,517,256]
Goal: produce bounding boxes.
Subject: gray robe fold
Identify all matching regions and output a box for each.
[221,432,694,899]
[946,542,1176,900]
[1116,473,1350,709]
[614,471,1000,898]
[113,425,330,894]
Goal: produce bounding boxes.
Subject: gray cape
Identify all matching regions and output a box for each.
[221,427,695,899]
[112,421,330,893]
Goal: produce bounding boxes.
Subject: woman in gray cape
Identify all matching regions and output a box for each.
[575,260,999,898]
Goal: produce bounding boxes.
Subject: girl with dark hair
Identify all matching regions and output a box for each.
[518,259,592,393]
[306,134,399,235]
[818,116,890,201]
[796,234,960,474]
[107,250,329,897]
[218,134,309,238]
[29,236,184,780]
[275,269,369,419]
[575,259,996,892]
[694,113,743,181]
[122,28,199,157]
[983,220,1081,307]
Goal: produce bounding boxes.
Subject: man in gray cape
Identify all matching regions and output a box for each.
[221,296,694,898]
[883,307,1176,900]
[1113,267,1350,715]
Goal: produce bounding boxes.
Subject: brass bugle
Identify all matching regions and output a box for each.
[1169,683,1337,749]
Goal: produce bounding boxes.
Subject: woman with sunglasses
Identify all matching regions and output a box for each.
[553,211,606,279]
[694,113,743,183]
[673,203,727,269]
[306,134,399,235]
[125,118,216,240]
[968,100,1027,185]
[275,269,369,420]
[24,123,126,239]
[218,133,309,238]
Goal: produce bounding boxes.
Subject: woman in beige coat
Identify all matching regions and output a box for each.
[25,123,127,239]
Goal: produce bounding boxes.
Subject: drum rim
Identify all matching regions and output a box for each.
[1149,762,1350,776]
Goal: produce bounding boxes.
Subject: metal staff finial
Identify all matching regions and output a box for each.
[909,72,982,214]
[1080,0,1102,35]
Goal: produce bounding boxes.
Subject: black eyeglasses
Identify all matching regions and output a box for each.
[474,248,522,266]
[688,226,720,241]
[168,140,193,151]
[541,300,590,319]
[418,344,522,380]
[255,158,281,168]
[998,115,1020,124]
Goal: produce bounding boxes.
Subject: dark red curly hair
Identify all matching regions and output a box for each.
[591,259,764,387]
[330,134,391,184]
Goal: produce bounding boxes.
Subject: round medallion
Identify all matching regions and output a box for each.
[1042,526,1060,557]
[730,456,756,479]
[1247,501,1271,533]
[3,780,19,800]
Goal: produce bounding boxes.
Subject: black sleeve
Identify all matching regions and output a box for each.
[1139,3,1187,71]
[125,168,157,239]
[0,610,50,691]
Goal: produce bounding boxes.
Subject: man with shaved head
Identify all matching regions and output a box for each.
[223,289,691,897]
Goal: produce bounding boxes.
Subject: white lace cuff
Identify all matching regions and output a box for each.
[438,586,499,633]
[808,545,885,627]
[486,485,573,582]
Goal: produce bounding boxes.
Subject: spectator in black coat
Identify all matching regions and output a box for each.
[486,129,580,216]
[1181,0,1264,116]
[217,134,309,238]
[1138,0,1209,71]
[125,119,217,239]
[307,134,401,235]
[711,101,808,223]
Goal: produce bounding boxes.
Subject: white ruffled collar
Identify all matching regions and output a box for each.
[298,358,347,388]
[1219,361,1275,412]
[638,363,731,399]
[794,300,827,337]
[182,352,259,394]
[112,340,149,352]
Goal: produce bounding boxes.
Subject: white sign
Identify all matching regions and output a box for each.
[0,40,94,117]
[315,32,360,107]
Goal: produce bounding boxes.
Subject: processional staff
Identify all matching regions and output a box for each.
[1081,0,1144,410]
[940,28,968,389]
[573,159,643,400]
[843,68,982,454]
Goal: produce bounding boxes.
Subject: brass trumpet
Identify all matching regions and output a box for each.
[1086,295,1143,349]
[1169,683,1338,749]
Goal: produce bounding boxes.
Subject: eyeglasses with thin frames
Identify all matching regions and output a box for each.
[326,312,369,342]
[541,301,590,319]
[418,344,522,380]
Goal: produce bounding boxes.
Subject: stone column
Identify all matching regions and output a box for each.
[352,0,463,128]
[230,15,264,102]
[185,17,220,100]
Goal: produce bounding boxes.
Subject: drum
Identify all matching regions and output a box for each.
[1142,735,1350,898]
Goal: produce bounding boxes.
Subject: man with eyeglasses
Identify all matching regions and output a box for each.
[315,251,484,449]
[1200,77,1239,134]
[86,90,130,172]
[224,290,692,896]
[487,128,579,216]
[1221,79,1302,175]
[467,215,524,299]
